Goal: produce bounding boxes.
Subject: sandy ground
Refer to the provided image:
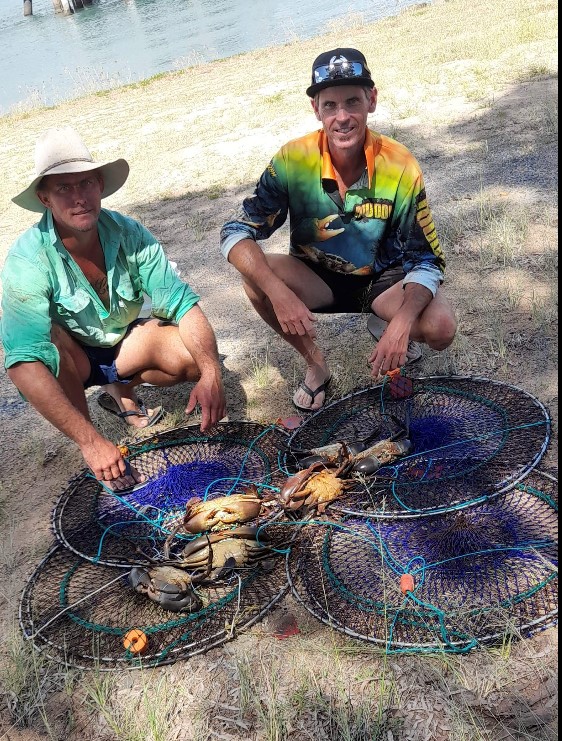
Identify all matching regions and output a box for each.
[0,1,558,738]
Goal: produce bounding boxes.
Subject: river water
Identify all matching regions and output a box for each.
[0,0,420,115]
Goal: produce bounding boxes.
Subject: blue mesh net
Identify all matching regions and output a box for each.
[123,460,234,511]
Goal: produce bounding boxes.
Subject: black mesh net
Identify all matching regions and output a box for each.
[285,376,551,517]
[19,527,290,670]
[286,470,557,652]
[20,399,556,666]
[52,421,288,566]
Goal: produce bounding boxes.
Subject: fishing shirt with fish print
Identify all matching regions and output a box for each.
[220,128,446,296]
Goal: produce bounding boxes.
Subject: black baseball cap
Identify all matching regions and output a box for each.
[306,48,375,97]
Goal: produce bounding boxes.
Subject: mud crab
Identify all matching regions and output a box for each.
[128,564,204,613]
[164,525,276,574]
[295,436,412,476]
[129,526,277,613]
[175,485,268,535]
[279,455,355,514]
[293,411,413,476]
[280,420,413,513]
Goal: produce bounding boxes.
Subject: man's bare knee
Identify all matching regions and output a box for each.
[424,313,457,350]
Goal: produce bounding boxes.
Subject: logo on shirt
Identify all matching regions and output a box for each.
[353,198,393,221]
[416,190,445,267]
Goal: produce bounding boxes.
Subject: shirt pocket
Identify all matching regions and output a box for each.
[56,287,92,315]
[53,287,97,337]
[115,271,141,303]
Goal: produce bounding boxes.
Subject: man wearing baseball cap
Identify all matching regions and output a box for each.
[2,126,226,489]
[221,48,456,411]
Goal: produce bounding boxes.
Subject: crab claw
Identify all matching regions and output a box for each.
[128,566,203,613]
[296,454,328,469]
[314,214,345,241]
[351,438,413,475]
[212,556,238,581]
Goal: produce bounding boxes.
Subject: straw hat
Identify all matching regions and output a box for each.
[12,126,130,212]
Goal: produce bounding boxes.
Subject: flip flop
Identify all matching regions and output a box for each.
[97,392,165,427]
[292,376,332,413]
[96,460,151,495]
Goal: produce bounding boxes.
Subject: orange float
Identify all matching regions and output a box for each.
[400,573,415,595]
[123,628,148,655]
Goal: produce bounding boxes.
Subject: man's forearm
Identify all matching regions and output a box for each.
[178,305,222,376]
[7,361,99,447]
[393,282,433,326]
[227,239,287,297]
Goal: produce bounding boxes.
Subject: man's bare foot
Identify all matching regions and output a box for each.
[99,383,163,428]
[292,361,331,412]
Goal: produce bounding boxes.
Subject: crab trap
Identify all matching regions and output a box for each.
[19,388,557,667]
[19,421,295,669]
[52,421,288,566]
[19,530,290,670]
[285,376,551,517]
[286,469,558,653]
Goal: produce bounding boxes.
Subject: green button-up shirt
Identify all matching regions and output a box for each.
[1,208,200,377]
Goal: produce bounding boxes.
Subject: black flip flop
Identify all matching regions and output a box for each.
[292,376,332,413]
[97,392,165,427]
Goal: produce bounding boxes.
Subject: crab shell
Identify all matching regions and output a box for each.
[178,526,274,577]
[279,463,351,514]
[183,486,264,534]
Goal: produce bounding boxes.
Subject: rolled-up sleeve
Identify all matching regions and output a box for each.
[220,151,289,259]
[402,265,443,297]
[1,254,60,376]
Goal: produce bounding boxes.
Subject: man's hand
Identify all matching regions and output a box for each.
[369,283,433,377]
[270,283,318,338]
[185,369,226,432]
[79,436,144,491]
[7,361,144,491]
[176,307,227,432]
[368,319,411,378]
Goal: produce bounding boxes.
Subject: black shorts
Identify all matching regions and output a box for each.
[299,261,406,314]
[81,319,144,388]
[82,344,135,388]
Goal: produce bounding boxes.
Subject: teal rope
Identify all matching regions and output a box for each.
[314,518,556,653]
[223,425,277,497]
[515,483,558,511]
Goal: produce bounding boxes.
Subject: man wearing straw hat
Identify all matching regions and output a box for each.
[221,48,457,412]
[1,127,226,490]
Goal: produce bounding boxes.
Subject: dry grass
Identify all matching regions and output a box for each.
[0,0,558,738]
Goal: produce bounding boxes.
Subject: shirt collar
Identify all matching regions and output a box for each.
[319,128,379,187]
[43,208,61,249]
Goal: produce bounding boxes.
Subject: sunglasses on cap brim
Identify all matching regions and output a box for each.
[313,60,368,84]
